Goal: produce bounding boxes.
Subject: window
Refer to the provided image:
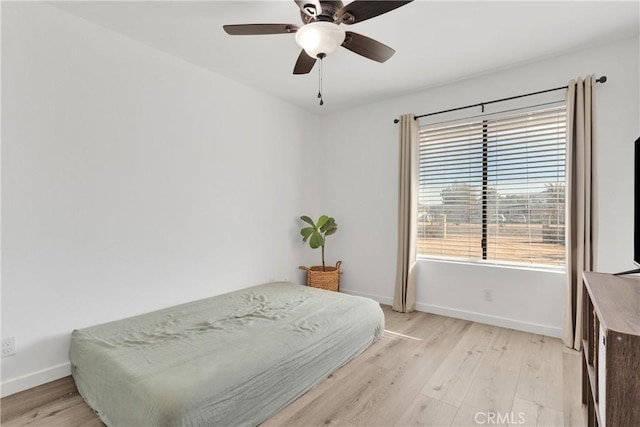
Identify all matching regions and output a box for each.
[417,105,566,268]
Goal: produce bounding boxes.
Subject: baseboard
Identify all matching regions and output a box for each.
[340,288,562,338]
[416,302,562,338]
[1,362,71,398]
[340,288,394,306]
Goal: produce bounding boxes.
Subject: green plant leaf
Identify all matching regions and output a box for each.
[324,225,337,236]
[300,215,315,227]
[309,231,324,249]
[300,227,315,242]
[320,217,336,233]
[316,215,329,229]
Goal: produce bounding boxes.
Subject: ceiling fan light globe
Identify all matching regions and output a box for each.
[295,22,345,59]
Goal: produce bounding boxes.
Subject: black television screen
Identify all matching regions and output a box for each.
[617,136,640,275]
[615,136,640,275]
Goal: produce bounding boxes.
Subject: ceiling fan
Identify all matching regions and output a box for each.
[223,1,414,75]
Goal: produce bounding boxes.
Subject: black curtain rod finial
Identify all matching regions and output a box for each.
[596,75,607,83]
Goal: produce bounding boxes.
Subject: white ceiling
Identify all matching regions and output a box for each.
[52,1,639,115]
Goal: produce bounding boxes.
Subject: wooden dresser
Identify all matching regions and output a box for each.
[581,271,640,427]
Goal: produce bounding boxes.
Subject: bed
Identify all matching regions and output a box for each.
[69,281,384,426]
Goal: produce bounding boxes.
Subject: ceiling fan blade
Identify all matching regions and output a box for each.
[294,0,323,17]
[341,31,395,63]
[337,1,413,24]
[293,50,317,74]
[223,24,298,35]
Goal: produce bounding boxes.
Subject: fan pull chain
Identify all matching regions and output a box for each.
[317,54,324,106]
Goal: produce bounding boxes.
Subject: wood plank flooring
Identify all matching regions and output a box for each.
[1,305,584,426]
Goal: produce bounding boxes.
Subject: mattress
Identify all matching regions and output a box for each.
[69,281,384,427]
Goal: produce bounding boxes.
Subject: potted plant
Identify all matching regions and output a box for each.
[298,215,342,291]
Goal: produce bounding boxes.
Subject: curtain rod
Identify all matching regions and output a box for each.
[393,76,607,124]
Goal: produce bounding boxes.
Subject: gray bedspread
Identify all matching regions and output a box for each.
[69,282,384,426]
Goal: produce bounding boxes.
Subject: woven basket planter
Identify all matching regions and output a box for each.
[299,261,342,292]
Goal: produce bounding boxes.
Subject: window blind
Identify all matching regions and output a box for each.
[417,105,566,267]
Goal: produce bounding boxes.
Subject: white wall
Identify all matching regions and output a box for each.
[1,2,320,396]
[320,36,640,337]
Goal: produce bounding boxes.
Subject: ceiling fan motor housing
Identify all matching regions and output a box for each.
[300,1,344,24]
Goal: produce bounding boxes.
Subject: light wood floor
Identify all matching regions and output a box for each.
[1,305,584,426]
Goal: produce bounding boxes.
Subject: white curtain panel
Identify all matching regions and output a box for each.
[563,75,598,350]
[393,114,419,313]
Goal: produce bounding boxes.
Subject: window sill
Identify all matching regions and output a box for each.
[416,256,566,274]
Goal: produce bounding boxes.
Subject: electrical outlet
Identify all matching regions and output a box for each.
[484,289,493,302]
[1,337,16,357]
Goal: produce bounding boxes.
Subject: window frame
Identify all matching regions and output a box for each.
[416,103,567,270]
